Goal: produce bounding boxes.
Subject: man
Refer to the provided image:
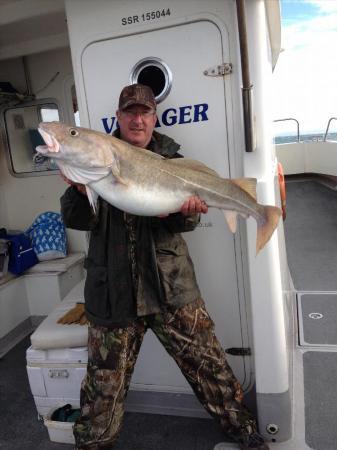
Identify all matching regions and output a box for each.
[61,84,269,450]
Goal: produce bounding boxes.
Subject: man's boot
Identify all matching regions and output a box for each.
[238,432,270,449]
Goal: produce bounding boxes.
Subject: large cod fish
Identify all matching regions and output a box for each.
[36,122,281,254]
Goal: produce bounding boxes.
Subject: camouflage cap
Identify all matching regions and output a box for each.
[118,84,156,111]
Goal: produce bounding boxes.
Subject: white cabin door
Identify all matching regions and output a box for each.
[81,19,251,398]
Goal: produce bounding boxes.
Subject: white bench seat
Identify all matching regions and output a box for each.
[30,279,88,350]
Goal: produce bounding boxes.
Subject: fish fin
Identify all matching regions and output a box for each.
[107,153,122,179]
[107,158,128,186]
[168,158,219,176]
[223,210,238,233]
[58,162,110,184]
[109,169,128,186]
[85,186,99,212]
[256,205,282,254]
[106,154,129,186]
[232,178,257,200]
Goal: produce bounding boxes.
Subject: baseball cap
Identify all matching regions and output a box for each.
[118,84,156,111]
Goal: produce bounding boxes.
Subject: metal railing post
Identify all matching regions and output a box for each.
[323,117,337,142]
[273,118,300,142]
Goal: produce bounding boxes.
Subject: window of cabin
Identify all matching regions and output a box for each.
[4,101,60,177]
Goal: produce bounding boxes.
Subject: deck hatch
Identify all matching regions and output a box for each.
[298,292,337,346]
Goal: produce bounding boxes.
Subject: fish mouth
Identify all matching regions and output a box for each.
[36,128,60,154]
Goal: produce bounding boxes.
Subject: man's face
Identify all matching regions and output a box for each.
[116,104,157,148]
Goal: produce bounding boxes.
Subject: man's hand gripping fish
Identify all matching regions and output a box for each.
[36,122,281,254]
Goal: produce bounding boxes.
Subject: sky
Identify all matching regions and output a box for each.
[272,0,337,135]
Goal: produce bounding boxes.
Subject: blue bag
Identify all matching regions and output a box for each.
[0,230,38,275]
[25,212,68,261]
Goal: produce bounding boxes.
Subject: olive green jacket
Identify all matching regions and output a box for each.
[60,131,201,326]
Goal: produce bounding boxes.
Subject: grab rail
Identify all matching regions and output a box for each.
[323,117,337,142]
[273,118,300,142]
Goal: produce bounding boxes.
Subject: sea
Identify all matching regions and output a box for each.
[274,132,337,145]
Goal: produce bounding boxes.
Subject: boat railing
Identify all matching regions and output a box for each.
[323,117,337,142]
[275,117,337,177]
[274,117,337,144]
[273,118,300,143]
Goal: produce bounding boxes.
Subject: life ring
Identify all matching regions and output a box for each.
[277,162,286,220]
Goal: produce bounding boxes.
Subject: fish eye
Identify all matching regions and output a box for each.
[69,128,79,137]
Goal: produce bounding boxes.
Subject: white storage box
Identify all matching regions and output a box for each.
[27,279,88,416]
[44,407,75,444]
[27,345,87,416]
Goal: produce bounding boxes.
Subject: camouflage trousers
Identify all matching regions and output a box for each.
[74,298,257,449]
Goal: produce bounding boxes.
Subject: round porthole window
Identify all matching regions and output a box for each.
[130,57,172,104]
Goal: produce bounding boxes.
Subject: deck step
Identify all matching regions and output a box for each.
[303,351,337,449]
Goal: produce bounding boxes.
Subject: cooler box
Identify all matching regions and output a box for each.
[26,279,88,416]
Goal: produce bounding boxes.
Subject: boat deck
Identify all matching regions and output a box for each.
[277,178,337,450]
[2,178,337,449]
[0,332,226,450]
[284,178,337,291]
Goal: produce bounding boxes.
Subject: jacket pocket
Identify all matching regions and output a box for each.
[155,232,188,257]
[84,264,111,319]
[156,252,199,304]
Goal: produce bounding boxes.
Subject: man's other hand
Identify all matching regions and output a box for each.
[180,196,208,216]
[61,173,87,196]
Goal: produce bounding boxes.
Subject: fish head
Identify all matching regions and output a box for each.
[36,122,116,168]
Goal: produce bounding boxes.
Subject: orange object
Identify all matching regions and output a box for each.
[57,303,88,325]
[277,162,286,221]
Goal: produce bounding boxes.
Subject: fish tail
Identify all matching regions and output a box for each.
[256,205,282,254]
